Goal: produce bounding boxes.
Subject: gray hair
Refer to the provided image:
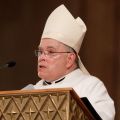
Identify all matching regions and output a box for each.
[64,44,79,68]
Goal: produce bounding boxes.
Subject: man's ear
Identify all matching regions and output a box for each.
[66,53,76,68]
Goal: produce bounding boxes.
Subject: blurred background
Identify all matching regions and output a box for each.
[0,0,119,119]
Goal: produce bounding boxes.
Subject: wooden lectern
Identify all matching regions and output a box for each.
[0,88,101,120]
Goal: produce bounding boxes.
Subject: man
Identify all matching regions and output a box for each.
[24,4,115,119]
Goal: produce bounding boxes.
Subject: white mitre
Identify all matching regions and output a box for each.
[41,4,89,74]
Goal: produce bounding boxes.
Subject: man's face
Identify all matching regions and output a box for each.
[37,38,69,81]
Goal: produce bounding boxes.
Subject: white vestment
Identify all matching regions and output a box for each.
[33,69,115,120]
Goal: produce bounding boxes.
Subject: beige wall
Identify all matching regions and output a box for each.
[0,0,119,119]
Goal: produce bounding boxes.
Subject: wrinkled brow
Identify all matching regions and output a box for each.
[38,46,57,50]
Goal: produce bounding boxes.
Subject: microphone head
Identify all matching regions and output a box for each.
[6,61,16,68]
[0,61,16,69]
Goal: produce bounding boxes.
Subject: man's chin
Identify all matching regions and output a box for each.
[38,73,48,80]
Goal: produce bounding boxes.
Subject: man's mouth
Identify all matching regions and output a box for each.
[38,65,46,69]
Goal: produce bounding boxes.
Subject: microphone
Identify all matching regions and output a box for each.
[0,61,16,69]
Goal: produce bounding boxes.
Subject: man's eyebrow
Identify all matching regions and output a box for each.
[47,46,56,49]
[38,46,57,50]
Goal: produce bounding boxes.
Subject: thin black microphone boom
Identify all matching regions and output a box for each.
[0,61,16,69]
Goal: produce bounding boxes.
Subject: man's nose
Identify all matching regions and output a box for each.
[38,52,47,61]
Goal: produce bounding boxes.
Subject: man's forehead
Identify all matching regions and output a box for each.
[40,38,61,43]
[39,38,64,48]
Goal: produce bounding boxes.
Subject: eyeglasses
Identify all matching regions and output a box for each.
[35,50,71,57]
